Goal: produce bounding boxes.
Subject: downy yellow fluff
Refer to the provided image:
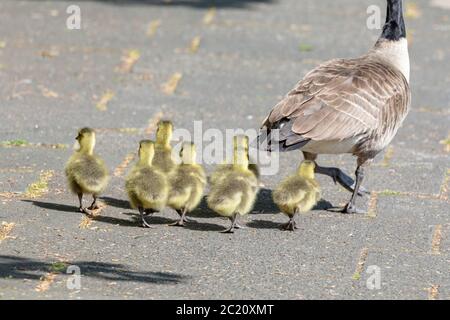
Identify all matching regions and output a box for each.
[272,160,321,231]
[207,135,259,233]
[167,142,206,226]
[125,140,169,228]
[65,128,109,214]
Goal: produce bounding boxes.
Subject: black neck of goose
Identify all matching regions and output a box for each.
[381,0,406,41]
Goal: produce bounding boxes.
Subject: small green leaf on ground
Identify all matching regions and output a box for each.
[352,272,361,280]
[49,261,68,273]
[299,43,314,52]
[1,139,29,147]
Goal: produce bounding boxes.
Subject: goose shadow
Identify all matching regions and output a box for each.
[182,219,225,232]
[121,212,174,225]
[246,219,280,229]
[22,200,79,213]
[0,255,188,284]
[22,200,144,228]
[23,0,274,9]
[247,199,334,230]
[101,197,131,210]
[190,188,280,218]
[252,188,279,214]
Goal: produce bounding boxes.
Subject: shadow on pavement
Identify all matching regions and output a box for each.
[253,188,279,214]
[183,220,225,232]
[22,200,78,213]
[23,0,274,8]
[246,219,280,229]
[0,255,188,284]
[101,197,131,210]
[122,212,175,225]
[247,199,334,229]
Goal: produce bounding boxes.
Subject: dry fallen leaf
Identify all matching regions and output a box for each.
[40,86,59,98]
[96,90,115,111]
[203,7,216,25]
[189,36,201,53]
[117,49,141,73]
[0,222,15,242]
[40,47,60,58]
[161,73,182,95]
[147,20,161,37]
[35,273,56,292]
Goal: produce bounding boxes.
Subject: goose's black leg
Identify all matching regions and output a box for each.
[221,213,238,233]
[315,165,370,196]
[280,211,298,231]
[138,206,152,228]
[77,193,84,213]
[341,165,366,214]
[302,152,369,196]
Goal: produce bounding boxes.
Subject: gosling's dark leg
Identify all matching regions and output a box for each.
[169,208,187,227]
[138,206,152,228]
[341,165,366,214]
[78,193,93,215]
[88,194,100,210]
[221,213,238,234]
[280,213,297,231]
[77,193,84,212]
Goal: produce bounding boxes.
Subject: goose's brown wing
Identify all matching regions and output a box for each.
[263,58,409,149]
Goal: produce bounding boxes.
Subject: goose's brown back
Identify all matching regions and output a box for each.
[263,55,411,158]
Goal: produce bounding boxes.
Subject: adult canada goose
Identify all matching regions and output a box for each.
[273,161,321,231]
[261,0,411,213]
[65,128,109,215]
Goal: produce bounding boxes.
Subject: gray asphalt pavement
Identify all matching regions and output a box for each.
[0,0,449,299]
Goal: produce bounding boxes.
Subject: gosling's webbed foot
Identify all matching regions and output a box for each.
[138,207,152,228]
[141,217,152,228]
[168,219,185,227]
[280,220,297,231]
[182,216,194,223]
[81,207,94,216]
[220,226,235,234]
[234,222,246,229]
[88,203,100,210]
